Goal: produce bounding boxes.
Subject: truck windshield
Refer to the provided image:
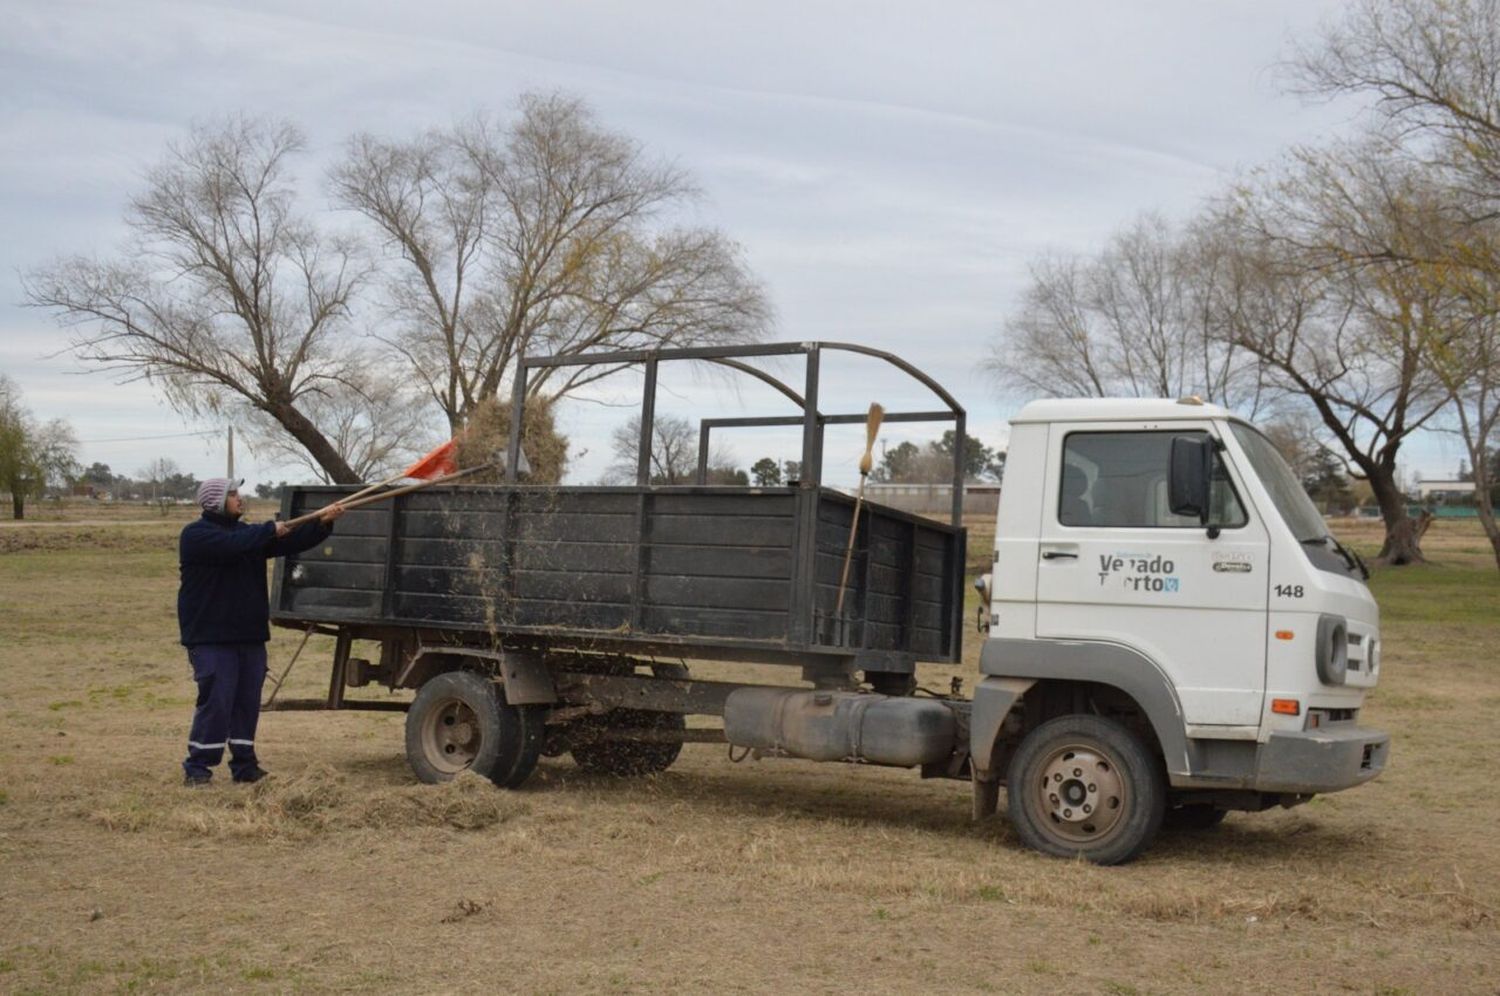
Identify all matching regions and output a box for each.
[1228,422,1328,544]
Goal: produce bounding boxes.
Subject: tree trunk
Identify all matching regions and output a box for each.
[1475,488,1500,573]
[1369,468,1426,565]
[263,399,361,484]
[10,492,22,520]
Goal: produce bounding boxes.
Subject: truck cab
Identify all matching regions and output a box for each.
[971,397,1390,863]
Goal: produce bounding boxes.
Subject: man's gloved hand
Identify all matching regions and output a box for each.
[274,520,291,539]
[317,503,347,525]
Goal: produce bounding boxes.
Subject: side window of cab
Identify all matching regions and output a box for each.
[1060,431,1247,528]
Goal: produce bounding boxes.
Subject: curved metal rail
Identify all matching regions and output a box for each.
[505,341,968,525]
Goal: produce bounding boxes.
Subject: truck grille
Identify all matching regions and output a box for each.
[1342,623,1379,687]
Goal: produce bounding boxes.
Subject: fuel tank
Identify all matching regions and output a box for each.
[723,688,959,768]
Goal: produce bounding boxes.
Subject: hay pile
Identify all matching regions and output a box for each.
[91,767,528,839]
[455,395,568,485]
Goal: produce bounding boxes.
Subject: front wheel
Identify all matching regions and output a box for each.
[1006,715,1165,865]
[405,670,542,788]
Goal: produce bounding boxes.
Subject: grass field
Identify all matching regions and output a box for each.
[1,506,1497,993]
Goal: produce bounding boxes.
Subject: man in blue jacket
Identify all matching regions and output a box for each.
[179,477,344,786]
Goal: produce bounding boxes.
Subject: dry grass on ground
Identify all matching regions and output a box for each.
[0,512,1496,993]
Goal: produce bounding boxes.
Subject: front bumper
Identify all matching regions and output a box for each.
[1254,725,1390,794]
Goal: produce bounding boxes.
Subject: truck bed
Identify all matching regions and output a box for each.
[271,485,965,669]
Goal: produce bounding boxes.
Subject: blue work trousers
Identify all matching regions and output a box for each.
[183,643,268,780]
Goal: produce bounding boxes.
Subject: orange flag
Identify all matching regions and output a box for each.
[402,438,459,481]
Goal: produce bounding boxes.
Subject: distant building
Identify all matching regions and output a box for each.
[1415,479,1476,502]
[864,482,1000,517]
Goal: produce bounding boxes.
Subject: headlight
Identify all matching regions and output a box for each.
[1316,614,1348,686]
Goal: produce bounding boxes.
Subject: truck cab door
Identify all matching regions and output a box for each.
[1034,423,1269,731]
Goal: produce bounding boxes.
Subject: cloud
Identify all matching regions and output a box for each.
[3,0,1459,482]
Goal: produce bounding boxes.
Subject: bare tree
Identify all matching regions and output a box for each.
[1259,410,1327,483]
[991,214,1263,412]
[136,456,180,507]
[606,413,736,485]
[333,94,772,435]
[996,0,1500,566]
[1287,0,1500,567]
[25,117,369,483]
[992,253,1110,398]
[1210,143,1456,563]
[1426,280,1500,568]
[1177,220,1271,414]
[1091,214,1190,397]
[240,367,437,484]
[1290,0,1500,206]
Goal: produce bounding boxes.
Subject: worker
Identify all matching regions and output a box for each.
[177,478,345,787]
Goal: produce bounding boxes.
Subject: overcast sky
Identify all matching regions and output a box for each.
[0,0,1470,488]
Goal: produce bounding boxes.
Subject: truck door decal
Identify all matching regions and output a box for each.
[1097,551,1181,593]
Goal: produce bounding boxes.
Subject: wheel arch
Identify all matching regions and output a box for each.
[973,638,1189,779]
[398,645,557,704]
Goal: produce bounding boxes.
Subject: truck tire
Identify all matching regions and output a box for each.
[1005,714,1165,866]
[570,662,688,776]
[405,670,542,788]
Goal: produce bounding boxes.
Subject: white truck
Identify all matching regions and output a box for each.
[970,397,1389,863]
[272,343,1389,866]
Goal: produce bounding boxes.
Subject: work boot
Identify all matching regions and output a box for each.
[233,766,269,785]
[183,772,212,788]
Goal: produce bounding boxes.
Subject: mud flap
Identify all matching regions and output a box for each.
[969,676,1034,817]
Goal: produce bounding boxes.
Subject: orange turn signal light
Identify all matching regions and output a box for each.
[1275,630,1295,641]
[1271,698,1301,716]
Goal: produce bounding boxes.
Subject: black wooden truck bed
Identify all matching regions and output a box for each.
[272,483,964,671]
[259,342,973,813]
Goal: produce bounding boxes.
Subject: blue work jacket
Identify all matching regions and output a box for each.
[177,511,333,646]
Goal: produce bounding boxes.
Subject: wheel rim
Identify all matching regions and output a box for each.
[420,697,481,774]
[1032,742,1128,846]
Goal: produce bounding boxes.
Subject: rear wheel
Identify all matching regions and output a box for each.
[1006,714,1165,865]
[405,670,542,788]
[570,662,688,776]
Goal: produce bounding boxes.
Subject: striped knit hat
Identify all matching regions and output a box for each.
[196,477,243,515]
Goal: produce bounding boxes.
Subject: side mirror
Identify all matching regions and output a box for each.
[1168,435,1214,524]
